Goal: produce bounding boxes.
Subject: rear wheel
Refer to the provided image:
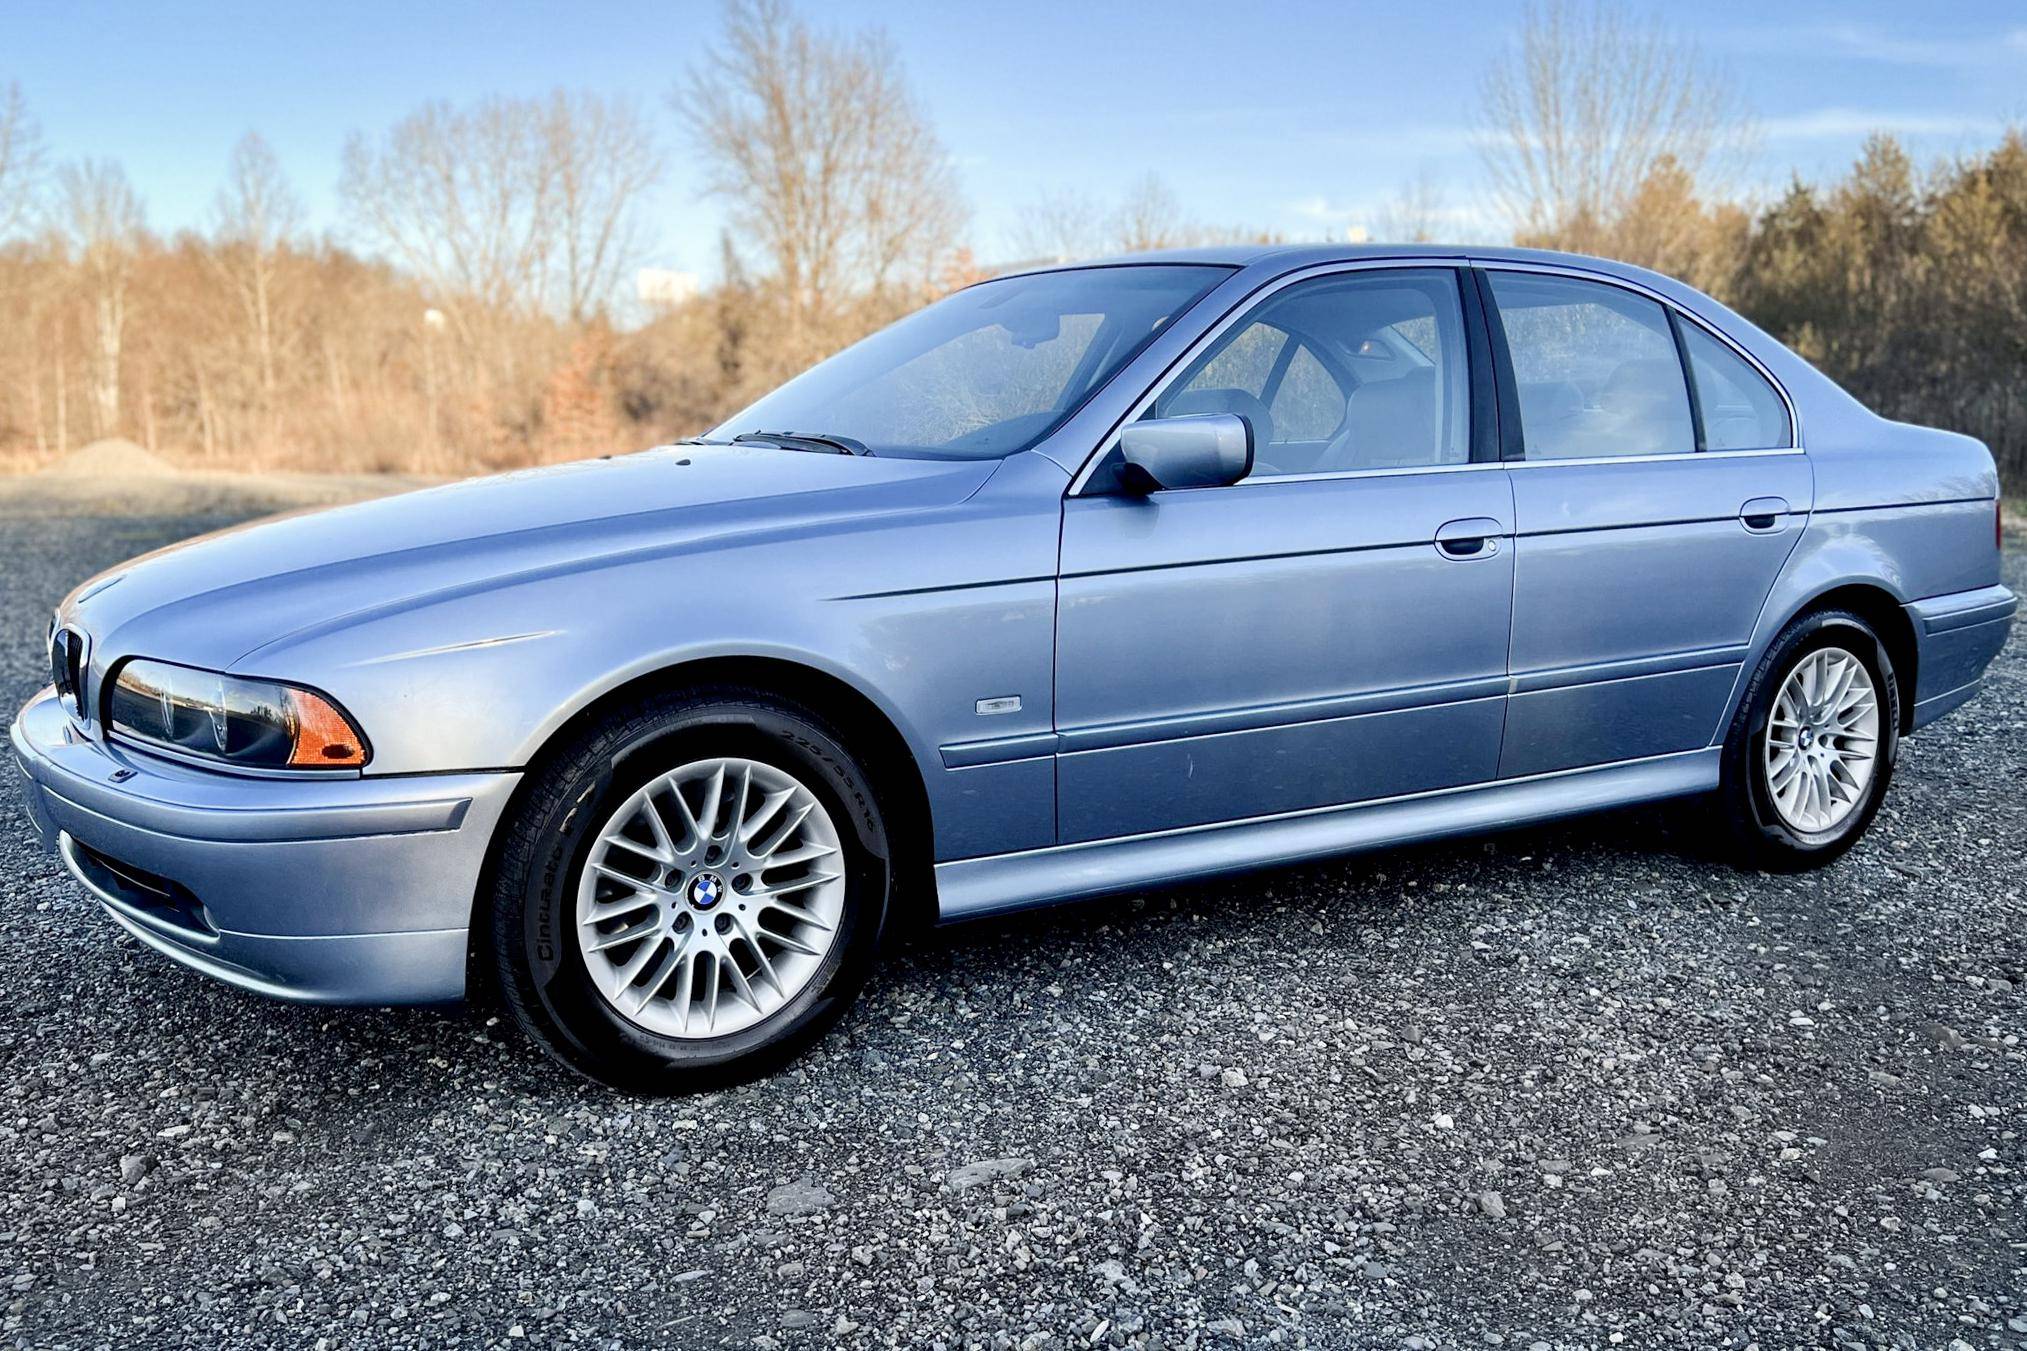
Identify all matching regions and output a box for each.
[486,688,891,1092]
[1715,608,1900,871]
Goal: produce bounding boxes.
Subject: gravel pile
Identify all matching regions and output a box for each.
[38,439,178,478]
[0,468,437,520]
[2,496,2022,1350]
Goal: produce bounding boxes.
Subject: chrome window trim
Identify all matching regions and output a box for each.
[1068,255,1804,495]
[1503,446,1804,470]
[1228,460,1501,487]
[1191,445,1803,492]
[1086,440,1804,496]
[1473,260,1803,455]
[1068,257,1474,496]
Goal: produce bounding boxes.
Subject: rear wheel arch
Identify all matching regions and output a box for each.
[1784,584,1918,733]
[1709,602,1901,871]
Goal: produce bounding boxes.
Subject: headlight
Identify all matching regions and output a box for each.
[107,659,369,770]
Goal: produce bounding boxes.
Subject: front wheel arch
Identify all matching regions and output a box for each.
[467,656,938,1004]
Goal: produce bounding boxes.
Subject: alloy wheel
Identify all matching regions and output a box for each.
[1762,645,1880,834]
[575,756,846,1038]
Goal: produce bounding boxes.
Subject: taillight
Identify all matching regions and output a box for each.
[2000,499,2006,554]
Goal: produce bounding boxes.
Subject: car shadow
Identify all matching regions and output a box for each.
[18,788,1715,1107]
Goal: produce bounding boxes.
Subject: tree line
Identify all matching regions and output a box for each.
[1475,3,2027,489]
[0,0,2020,489]
[0,0,979,474]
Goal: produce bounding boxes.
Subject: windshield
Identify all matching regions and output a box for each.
[706,264,1233,460]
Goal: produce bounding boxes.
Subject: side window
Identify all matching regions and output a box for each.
[1267,345,1345,443]
[1150,269,1470,476]
[1181,323,1285,401]
[1680,322,1792,450]
[1488,272,1695,460]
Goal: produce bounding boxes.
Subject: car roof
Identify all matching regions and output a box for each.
[1000,242,1679,289]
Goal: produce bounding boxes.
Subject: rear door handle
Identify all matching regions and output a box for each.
[1435,517,1503,559]
[1740,497,1790,533]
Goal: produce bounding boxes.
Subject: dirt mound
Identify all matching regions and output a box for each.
[40,438,177,478]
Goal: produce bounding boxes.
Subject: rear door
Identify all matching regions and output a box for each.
[1482,266,1810,777]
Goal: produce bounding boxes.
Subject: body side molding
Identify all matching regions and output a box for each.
[935,748,1720,921]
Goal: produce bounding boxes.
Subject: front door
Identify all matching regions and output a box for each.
[1053,266,1515,843]
[1483,267,1812,777]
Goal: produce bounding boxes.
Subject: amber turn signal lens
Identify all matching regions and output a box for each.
[286,687,368,767]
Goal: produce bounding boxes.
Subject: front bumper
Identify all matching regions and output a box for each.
[10,687,521,1004]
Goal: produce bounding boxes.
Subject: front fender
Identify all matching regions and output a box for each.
[235,456,1068,862]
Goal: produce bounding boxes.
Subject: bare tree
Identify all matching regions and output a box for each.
[0,83,49,452]
[542,90,664,323]
[0,81,44,240]
[1102,174,1272,254]
[1109,173,1189,253]
[1006,174,1273,263]
[339,96,556,354]
[341,91,664,351]
[1006,188,1106,264]
[209,132,303,399]
[1372,170,1448,244]
[676,0,965,352]
[55,159,145,433]
[1477,0,1750,249]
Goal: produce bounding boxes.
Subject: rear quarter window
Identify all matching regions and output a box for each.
[1680,322,1792,450]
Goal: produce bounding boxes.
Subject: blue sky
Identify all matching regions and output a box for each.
[3,0,2023,278]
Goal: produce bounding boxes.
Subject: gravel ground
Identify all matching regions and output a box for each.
[2,494,2023,1351]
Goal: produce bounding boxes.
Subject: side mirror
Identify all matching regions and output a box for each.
[1116,413,1253,493]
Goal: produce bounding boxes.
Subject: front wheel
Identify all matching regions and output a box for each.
[485,688,892,1092]
[1714,608,1901,871]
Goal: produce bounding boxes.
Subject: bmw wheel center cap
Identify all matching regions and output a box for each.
[688,872,725,910]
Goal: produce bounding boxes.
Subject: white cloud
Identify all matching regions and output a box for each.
[1759,108,2010,142]
[1322,125,1485,158]
[1280,192,1505,244]
[1819,23,2027,68]
[1707,21,2027,72]
[1286,195,1355,222]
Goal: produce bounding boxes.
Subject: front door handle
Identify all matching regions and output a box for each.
[1435,517,1503,559]
[1740,497,1790,533]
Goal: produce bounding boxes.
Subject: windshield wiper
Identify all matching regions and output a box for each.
[730,430,873,457]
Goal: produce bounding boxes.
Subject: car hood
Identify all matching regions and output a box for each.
[63,445,1002,672]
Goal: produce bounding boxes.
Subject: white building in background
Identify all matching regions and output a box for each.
[636,268,700,309]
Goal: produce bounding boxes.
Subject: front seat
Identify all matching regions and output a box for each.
[1320,369,1436,470]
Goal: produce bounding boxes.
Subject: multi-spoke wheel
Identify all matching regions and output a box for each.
[1716,608,1899,871]
[577,758,845,1038]
[486,689,892,1092]
[1761,647,1879,833]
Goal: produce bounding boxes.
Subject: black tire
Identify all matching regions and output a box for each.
[485,686,892,1093]
[1714,608,1901,872]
